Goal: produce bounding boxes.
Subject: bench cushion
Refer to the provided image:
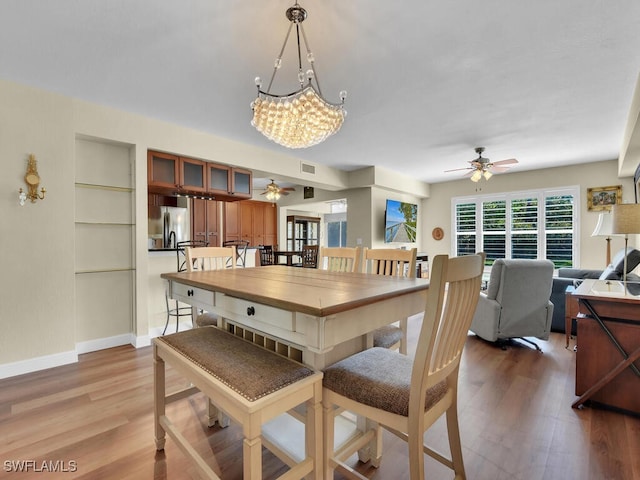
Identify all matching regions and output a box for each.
[156,327,315,402]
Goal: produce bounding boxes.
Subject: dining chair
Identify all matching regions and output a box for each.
[301,244,319,268]
[319,246,361,273]
[259,245,275,266]
[185,246,236,327]
[322,253,485,480]
[362,247,417,354]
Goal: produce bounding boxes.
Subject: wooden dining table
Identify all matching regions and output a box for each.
[161,265,428,369]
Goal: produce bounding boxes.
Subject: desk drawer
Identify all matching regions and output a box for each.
[220,295,295,331]
[172,283,214,308]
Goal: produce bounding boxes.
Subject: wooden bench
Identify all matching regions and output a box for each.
[154,326,323,480]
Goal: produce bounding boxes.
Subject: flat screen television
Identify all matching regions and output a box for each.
[384,199,418,243]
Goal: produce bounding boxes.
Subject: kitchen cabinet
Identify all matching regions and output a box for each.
[191,198,220,246]
[207,163,252,199]
[180,157,207,194]
[224,202,240,242]
[231,168,252,198]
[148,150,252,200]
[224,200,277,247]
[263,203,277,246]
[286,215,320,251]
[148,151,180,190]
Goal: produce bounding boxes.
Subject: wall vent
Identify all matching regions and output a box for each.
[300,162,316,175]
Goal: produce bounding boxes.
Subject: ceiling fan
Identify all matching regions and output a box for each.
[261,179,295,200]
[445,147,518,182]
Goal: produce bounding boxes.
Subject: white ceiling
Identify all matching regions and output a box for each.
[2,0,640,184]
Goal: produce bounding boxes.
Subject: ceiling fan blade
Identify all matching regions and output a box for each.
[444,167,473,173]
[280,187,295,192]
[492,158,518,166]
[490,166,511,173]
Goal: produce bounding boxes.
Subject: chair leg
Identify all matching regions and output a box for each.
[399,317,408,355]
[306,393,322,480]
[174,300,180,333]
[162,294,173,335]
[322,403,336,480]
[445,404,466,480]
[407,428,425,480]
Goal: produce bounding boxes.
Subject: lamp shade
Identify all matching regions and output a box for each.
[592,212,614,237]
[611,204,640,235]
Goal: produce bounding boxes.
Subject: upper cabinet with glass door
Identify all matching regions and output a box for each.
[206,163,252,199]
[180,157,207,194]
[148,151,180,191]
[148,150,252,200]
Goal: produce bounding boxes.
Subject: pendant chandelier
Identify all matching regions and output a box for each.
[251,2,346,149]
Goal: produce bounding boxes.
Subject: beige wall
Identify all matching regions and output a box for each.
[1,81,77,369]
[1,76,637,378]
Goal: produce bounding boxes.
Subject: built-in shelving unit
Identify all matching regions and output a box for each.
[74,137,135,349]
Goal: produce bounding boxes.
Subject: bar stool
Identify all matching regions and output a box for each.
[162,240,207,335]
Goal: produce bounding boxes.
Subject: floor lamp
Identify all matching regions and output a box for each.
[611,203,640,286]
[592,212,614,267]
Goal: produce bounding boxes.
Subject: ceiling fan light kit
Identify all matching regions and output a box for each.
[261,179,295,201]
[250,2,346,149]
[446,147,518,182]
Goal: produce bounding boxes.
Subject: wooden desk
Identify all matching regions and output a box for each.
[572,279,640,415]
[161,266,428,370]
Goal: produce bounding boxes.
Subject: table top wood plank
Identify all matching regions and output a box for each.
[162,266,429,317]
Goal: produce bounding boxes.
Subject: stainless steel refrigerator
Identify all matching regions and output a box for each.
[148,204,190,249]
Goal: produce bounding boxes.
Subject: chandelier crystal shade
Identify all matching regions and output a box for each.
[251,3,346,149]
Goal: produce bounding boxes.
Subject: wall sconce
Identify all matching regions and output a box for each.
[19,154,46,206]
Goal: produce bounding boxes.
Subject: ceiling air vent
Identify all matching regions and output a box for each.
[300,162,316,175]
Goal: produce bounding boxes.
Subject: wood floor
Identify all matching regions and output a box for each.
[1,316,639,480]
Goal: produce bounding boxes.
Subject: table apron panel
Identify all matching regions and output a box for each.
[170,282,214,311]
[220,294,295,331]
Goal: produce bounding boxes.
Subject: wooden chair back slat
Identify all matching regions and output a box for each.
[185,246,236,272]
[319,247,361,273]
[362,247,417,278]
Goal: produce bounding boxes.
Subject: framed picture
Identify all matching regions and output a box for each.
[587,185,622,211]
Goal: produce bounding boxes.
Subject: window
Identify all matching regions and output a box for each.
[325,212,347,247]
[452,187,579,268]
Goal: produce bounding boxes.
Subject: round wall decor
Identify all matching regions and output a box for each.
[432,227,444,241]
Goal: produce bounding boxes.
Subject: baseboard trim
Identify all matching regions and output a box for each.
[0,350,78,380]
[1,323,194,379]
[75,333,135,355]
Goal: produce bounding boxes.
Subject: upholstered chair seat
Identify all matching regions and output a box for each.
[323,347,448,416]
[372,325,405,350]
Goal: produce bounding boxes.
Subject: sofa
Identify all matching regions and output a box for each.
[550,247,640,333]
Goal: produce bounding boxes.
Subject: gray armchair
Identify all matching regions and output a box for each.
[470,258,554,350]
